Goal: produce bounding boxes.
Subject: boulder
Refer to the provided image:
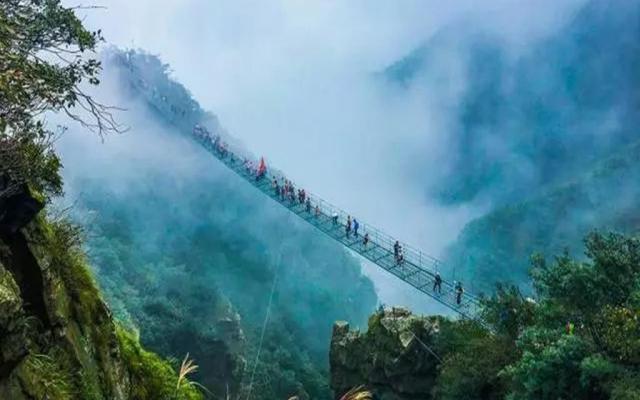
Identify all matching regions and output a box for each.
[0,181,44,234]
[330,308,443,400]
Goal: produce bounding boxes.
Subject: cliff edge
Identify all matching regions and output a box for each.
[0,184,202,399]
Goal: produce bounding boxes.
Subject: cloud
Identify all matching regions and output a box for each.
[62,0,584,311]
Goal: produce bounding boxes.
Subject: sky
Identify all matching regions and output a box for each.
[64,0,584,311]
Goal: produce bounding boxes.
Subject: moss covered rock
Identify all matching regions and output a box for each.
[0,212,204,399]
[330,307,443,400]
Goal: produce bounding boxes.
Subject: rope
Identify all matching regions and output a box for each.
[387,311,443,363]
[409,330,443,363]
[245,249,282,400]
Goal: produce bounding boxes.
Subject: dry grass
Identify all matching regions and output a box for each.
[339,386,373,400]
[176,353,199,392]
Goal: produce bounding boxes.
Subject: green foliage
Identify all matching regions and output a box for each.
[430,231,640,400]
[533,233,640,318]
[0,0,120,202]
[18,213,203,400]
[504,333,595,400]
[432,315,513,400]
[502,232,640,399]
[610,373,640,400]
[18,353,76,400]
[596,305,640,364]
[435,334,512,400]
[40,213,104,331]
[480,284,536,340]
[116,326,203,400]
[0,0,102,134]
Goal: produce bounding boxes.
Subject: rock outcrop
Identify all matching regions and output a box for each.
[0,185,201,399]
[0,178,44,235]
[330,307,443,400]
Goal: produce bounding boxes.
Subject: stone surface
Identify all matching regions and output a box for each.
[0,220,132,399]
[0,182,44,234]
[330,307,443,400]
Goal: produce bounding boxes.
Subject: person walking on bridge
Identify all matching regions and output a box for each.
[363,233,369,248]
[346,216,352,238]
[256,157,267,180]
[433,272,442,294]
[300,189,306,204]
[305,198,311,213]
[393,241,401,262]
[289,184,296,203]
[353,218,359,237]
[455,281,464,305]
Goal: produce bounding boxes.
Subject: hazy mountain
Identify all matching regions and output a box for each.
[59,49,377,400]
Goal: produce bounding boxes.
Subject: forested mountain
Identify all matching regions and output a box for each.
[384,0,640,291]
[447,140,640,293]
[59,50,377,400]
[386,0,640,206]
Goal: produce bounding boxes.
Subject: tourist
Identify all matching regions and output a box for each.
[455,282,464,305]
[433,272,442,294]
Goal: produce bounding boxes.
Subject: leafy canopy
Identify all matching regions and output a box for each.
[0,0,120,200]
[435,232,640,400]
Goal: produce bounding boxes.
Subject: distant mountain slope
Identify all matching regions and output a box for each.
[59,49,377,400]
[444,139,640,293]
[384,0,640,206]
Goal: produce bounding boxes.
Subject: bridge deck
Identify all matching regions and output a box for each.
[192,133,485,324]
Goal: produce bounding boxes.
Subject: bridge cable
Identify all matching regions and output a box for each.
[409,330,443,363]
[387,311,443,363]
[245,234,285,399]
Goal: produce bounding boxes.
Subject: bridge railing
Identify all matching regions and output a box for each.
[300,192,482,303]
[192,127,484,317]
[200,133,479,296]
[127,75,485,320]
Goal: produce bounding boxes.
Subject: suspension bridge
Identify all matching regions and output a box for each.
[190,127,485,325]
[114,50,484,325]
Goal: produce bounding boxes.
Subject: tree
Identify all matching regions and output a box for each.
[0,0,122,201]
[503,232,640,399]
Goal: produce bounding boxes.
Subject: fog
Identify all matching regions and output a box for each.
[61,0,585,311]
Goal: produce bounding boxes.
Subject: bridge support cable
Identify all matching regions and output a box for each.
[189,128,486,326]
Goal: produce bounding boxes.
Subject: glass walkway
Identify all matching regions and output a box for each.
[191,127,485,325]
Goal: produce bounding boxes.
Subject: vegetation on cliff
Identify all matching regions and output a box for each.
[332,231,640,399]
[0,1,202,398]
[1,212,202,399]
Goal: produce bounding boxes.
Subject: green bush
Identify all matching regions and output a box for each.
[116,326,204,400]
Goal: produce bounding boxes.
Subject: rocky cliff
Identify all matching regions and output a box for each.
[0,184,202,399]
[330,307,444,400]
